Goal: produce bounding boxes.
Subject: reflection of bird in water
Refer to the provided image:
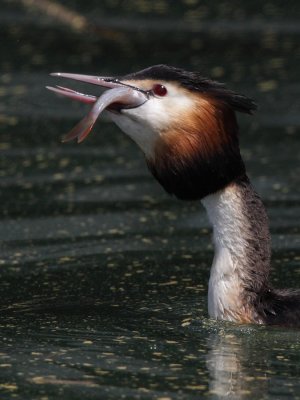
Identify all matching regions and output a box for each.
[48,64,300,327]
[206,331,268,399]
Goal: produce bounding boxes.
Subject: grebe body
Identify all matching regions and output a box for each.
[48,65,300,327]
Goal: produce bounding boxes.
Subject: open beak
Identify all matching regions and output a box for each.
[47,73,148,143]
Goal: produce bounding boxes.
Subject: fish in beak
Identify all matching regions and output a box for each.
[46,73,149,143]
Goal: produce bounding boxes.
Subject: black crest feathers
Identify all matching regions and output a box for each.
[124,64,257,115]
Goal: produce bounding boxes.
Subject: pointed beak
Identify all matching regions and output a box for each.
[47,73,149,143]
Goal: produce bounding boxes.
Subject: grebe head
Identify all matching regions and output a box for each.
[48,64,257,200]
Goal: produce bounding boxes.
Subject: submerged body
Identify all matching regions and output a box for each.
[48,64,300,327]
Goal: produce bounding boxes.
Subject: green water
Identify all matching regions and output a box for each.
[1,1,300,398]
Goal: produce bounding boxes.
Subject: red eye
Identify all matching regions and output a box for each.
[152,84,167,97]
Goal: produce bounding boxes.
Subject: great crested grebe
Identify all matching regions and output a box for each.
[47,64,300,327]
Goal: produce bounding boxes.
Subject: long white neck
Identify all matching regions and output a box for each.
[201,176,271,323]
